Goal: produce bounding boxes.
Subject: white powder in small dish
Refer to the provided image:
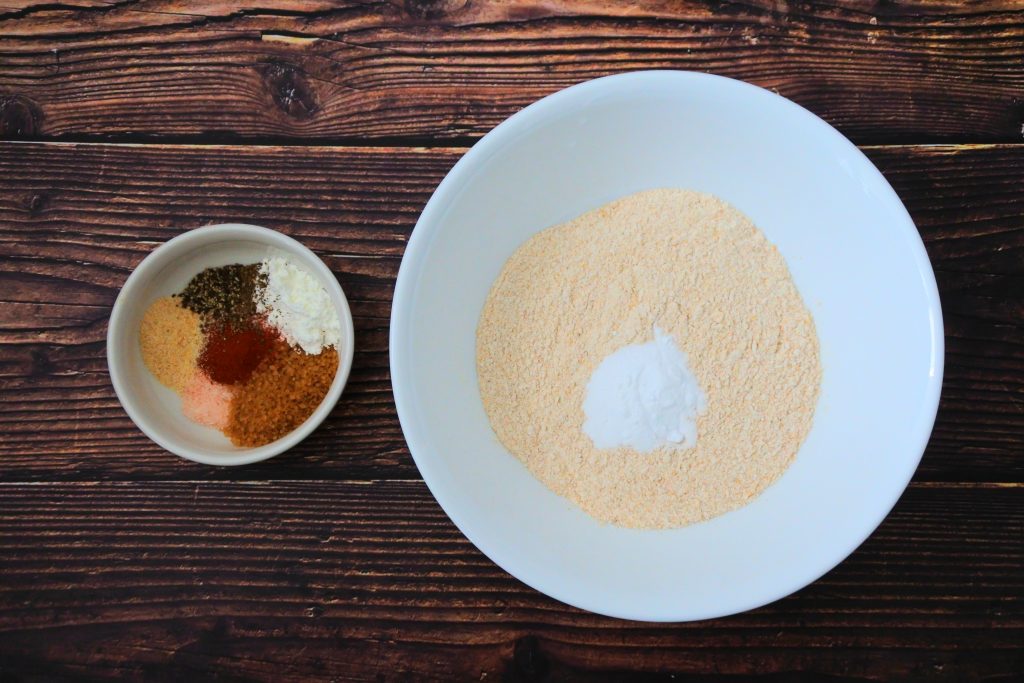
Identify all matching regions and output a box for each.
[255,256,340,354]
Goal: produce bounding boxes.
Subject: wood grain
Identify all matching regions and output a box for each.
[0,480,1020,682]
[1,1,1023,144]
[1,5,1021,680]
[1,141,1022,482]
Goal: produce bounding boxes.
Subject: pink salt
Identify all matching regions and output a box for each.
[182,371,234,430]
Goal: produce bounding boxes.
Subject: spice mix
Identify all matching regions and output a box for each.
[139,256,341,448]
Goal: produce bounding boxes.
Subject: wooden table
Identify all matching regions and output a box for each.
[1,2,1021,680]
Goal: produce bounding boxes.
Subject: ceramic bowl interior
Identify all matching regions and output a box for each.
[390,71,943,621]
[107,223,355,466]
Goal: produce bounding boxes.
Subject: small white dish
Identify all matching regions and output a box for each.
[390,72,943,621]
[107,223,355,466]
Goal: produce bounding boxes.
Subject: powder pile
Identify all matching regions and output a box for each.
[139,255,342,448]
[582,326,706,452]
[199,322,280,385]
[139,297,202,391]
[182,372,234,429]
[255,256,341,354]
[179,264,263,330]
[476,189,821,529]
[226,346,339,447]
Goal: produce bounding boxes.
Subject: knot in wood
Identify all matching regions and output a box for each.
[259,62,318,120]
[509,635,549,682]
[30,347,54,378]
[404,0,467,20]
[25,192,49,214]
[0,94,43,138]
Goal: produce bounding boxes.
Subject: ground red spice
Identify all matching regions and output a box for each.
[199,321,280,385]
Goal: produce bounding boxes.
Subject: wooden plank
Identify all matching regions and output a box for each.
[1,1,1023,144]
[0,480,1020,681]
[0,141,1022,482]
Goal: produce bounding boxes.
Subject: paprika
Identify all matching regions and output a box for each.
[199,321,281,385]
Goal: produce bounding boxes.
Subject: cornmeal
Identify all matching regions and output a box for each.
[476,189,821,529]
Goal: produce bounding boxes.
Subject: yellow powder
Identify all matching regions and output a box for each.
[476,189,821,529]
[139,296,203,391]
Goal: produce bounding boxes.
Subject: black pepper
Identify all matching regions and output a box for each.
[178,264,265,330]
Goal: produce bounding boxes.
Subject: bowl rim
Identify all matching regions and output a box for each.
[107,222,355,466]
[390,70,944,621]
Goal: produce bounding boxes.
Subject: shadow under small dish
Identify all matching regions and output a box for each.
[139,255,340,447]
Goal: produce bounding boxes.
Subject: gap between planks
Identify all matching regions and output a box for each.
[0,138,478,152]
[3,140,1023,153]
[0,480,1018,488]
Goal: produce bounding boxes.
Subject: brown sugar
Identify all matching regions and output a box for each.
[226,346,338,447]
[139,296,203,391]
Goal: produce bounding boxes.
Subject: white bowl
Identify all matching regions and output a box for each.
[108,223,355,466]
[390,72,943,621]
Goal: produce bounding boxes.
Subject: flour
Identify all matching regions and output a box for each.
[476,189,821,529]
[255,256,340,354]
[583,326,706,452]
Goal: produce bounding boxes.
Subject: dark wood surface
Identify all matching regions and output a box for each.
[1,1,1023,681]
[0,482,1020,681]
[1,1,1023,144]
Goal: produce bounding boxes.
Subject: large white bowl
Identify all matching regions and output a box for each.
[390,72,943,621]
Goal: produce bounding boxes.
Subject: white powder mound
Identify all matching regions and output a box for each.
[256,256,340,354]
[583,327,706,453]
